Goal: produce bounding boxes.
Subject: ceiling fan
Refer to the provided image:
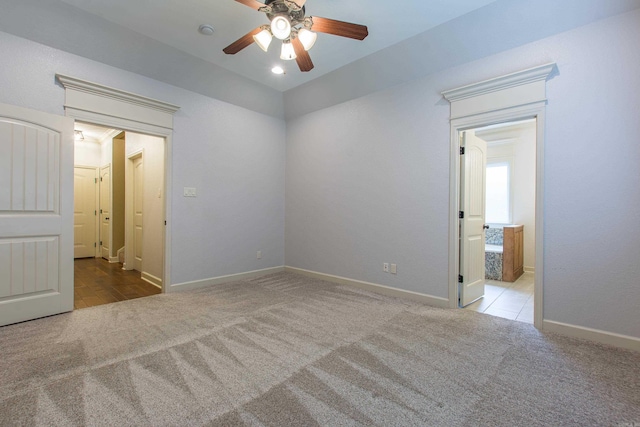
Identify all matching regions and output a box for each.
[223,0,369,72]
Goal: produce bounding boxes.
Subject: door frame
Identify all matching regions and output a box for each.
[73,165,99,258]
[442,63,556,330]
[124,149,143,272]
[56,74,179,294]
[448,104,546,329]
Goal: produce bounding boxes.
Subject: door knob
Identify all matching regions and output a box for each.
[483,224,490,230]
[105,217,110,220]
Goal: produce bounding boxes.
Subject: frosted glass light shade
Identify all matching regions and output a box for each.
[253,29,273,52]
[280,41,296,60]
[297,28,317,51]
[271,16,291,40]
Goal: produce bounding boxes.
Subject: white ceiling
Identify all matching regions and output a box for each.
[57,0,498,91]
[75,122,119,142]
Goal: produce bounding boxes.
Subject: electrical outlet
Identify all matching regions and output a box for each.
[183,187,197,197]
[257,250,262,259]
[383,263,389,273]
[390,264,397,274]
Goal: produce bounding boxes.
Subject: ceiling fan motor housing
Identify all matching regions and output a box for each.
[263,0,306,26]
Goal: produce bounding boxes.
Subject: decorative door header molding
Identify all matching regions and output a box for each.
[441,63,557,120]
[56,74,180,132]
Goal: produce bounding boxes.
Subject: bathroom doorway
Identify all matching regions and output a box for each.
[459,118,537,324]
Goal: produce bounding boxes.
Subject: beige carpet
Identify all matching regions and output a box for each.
[0,272,638,426]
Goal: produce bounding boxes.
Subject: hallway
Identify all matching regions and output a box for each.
[74,258,161,309]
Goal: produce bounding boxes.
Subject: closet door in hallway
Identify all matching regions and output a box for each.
[132,155,143,272]
[99,165,110,260]
[73,167,97,258]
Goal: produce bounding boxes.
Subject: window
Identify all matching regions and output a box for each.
[486,161,511,224]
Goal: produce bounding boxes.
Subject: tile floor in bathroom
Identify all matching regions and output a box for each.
[464,272,534,323]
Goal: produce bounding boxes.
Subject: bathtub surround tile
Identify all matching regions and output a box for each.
[485,252,503,281]
[485,228,504,245]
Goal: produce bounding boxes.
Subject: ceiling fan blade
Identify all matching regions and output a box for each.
[223,27,262,54]
[233,0,265,11]
[292,37,314,72]
[310,17,368,40]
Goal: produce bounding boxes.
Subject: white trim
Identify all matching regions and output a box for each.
[442,64,557,121]
[56,74,180,115]
[285,266,450,308]
[58,74,178,294]
[170,266,285,292]
[142,272,162,288]
[543,320,640,352]
[444,63,554,331]
[448,104,546,329]
[108,256,119,263]
[442,63,557,102]
[524,266,535,273]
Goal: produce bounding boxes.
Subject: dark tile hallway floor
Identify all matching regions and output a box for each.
[74,258,161,309]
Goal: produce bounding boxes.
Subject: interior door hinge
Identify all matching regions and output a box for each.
[164,221,167,225]
[460,147,465,155]
[459,211,464,219]
[94,242,96,248]
[458,275,463,283]
[94,178,97,184]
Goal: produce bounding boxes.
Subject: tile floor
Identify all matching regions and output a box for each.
[74,258,161,309]
[464,272,534,323]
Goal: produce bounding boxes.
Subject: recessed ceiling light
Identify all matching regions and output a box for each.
[271,66,285,75]
[198,24,215,36]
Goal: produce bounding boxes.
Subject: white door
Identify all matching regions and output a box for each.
[0,103,74,326]
[99,165,110,260]
[74,167,97,258]
[133,156,143,272]
[460,131,487,307]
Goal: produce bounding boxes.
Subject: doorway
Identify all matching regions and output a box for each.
[459,119,537,323]
[72,122,164,309]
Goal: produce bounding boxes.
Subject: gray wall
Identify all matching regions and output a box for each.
[285,9,640,338]
[0,30,286,286]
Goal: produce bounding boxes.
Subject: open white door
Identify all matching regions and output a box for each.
[459,131,487,307]
[0,103,74,326]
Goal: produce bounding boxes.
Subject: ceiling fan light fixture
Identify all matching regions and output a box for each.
[253,27,273,52]
[297,28,317,51]
[280,40,296,60]
[271,15,291,40]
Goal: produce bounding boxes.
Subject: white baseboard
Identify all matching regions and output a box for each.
[524,266,535,273]
[108,256,120,264]
[141,272,162,289]
[285,266,450,309]
[543,320,640,352]
[169,266,285,293]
